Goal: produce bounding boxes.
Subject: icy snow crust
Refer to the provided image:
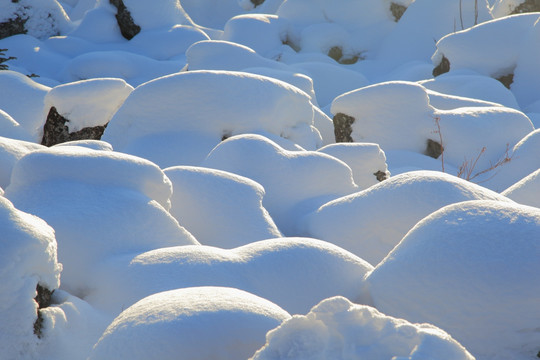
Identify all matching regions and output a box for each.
[0,0,539,359]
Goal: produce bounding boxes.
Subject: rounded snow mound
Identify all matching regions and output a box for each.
[0,196,61,359]
[89,237,373,316]
[202,134,357,235]
[5,146,197,298]
[89,286,291,360]
[164,166,282,248]
[44,78,133,132]
[102,70,322,165]
[367,200,540,360]
[300,170,513,266]
[250,296,474,360]
[0,136,44,189]
[502,168,540,208]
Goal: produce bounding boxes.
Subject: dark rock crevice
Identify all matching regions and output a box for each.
[251,0,265,7]
[109,0,141,40]
[496,72,514,89]
[333,113,355,143]
[374,170,388,182]
[41,107,108,147]
[0,12,27,40]
[33,284,54,339]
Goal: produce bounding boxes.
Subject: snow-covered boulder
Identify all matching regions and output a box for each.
[502,168,540,208]
[251,296,474,360]
[89,287,291,360]
[41,78,133,146]
[317,142,390,189]
[331,81,534,175]
[163,166,282,247]
[0,109,33,142]
[0,136,44,189]
[103,70,322,168]
[88,238,373,315]
[0,0,72,40]
[4,146,198,298]
[0,196,61,359]
[367,200,540,360]
[202,134,357,235]
[0,70,51,140]
[300,171,513,265]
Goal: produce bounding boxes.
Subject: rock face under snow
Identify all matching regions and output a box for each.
[0,196,61,359]
[89,287,291,360]
[367,200,540,360]
[251,296,474,360]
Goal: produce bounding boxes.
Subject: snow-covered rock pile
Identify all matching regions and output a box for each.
[0,0,538,359]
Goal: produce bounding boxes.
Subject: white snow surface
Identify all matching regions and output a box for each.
[1,0,540,358]
[87,237,373,316]
[251,296,474,360]
[89,286,291,360]
[43,78,133,132]
[300,171,512,266]
[367,200,540,360]
[0,196,61,360]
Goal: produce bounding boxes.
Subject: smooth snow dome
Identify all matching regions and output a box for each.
[502,168,540,208]
[88,238,373,315]
[102,70,322,165]
[0,136,44,189]
[317,142,390,190]
[0,71,51,140]
[0,109,33,142]
[0,196,61,359]
[4,146,197,297]
[300,171,512,266]
[251,296,474,360]
[202,134,358,235]
[367,200,540,360]
[164,166,282,247]
[89,287,291,360]
[43,78,133,132]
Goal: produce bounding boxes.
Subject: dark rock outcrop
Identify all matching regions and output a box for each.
[333,113,355,142]
[251,0,265,7]
[328,46,362,65]
[497,72,514,89]
[374,170,388,182]
[0,14,27,40]
[110,0,141,40]
[425,138,444,159]
[41,107,108,147]
[390,2,407,22]
[33,284,54,338]
[433,55,450,77]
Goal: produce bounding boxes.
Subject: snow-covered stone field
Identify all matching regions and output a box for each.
[0,0,539,359]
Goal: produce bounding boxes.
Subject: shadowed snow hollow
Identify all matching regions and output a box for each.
[367,200,540,360]
[89,286,291,360]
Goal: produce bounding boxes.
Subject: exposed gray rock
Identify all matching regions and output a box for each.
[109,0,141,40]
[390,2,407,22]
[374,170,388,182]
[425,138,444,159]
[510,0,540,14]
[327,46,362,65]
[497,72,514,89]
[432,55,450,77]
[41,107,108,147]
[333,113,355,142]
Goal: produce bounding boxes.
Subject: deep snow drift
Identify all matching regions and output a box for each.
[0,0,538,359]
